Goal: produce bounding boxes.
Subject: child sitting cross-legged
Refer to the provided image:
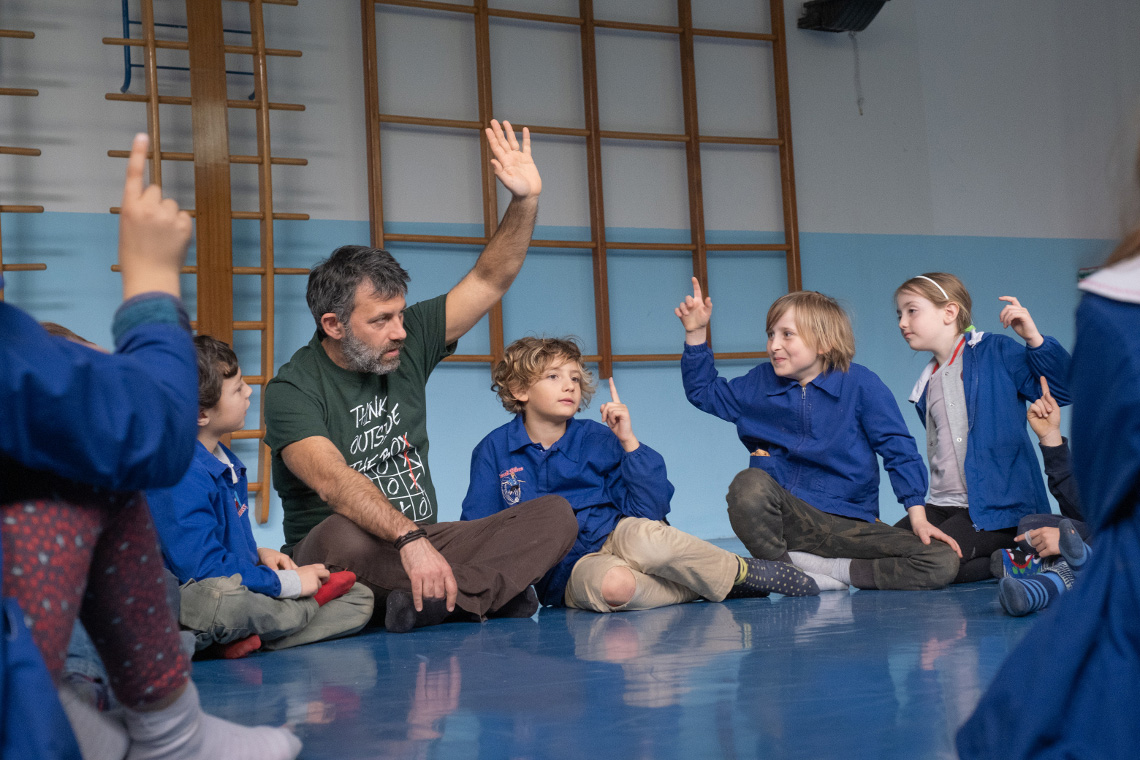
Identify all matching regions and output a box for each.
[460,336,818,614]
[147,336,374,657]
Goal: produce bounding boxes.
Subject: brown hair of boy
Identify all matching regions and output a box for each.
[765,291,856,373]
[492,336,597,415]
[894,272,973,334]
[195,334,240,412]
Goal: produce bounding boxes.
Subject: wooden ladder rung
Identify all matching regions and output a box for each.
[109,207,309,221]
[107,149,307,166]
[102,37,301,58]
[105,92,305,112]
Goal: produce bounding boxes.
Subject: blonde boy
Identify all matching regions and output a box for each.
[677,280,959,591]
[461,336,818,612]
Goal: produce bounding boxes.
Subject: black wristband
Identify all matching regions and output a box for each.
[393,527,428,551]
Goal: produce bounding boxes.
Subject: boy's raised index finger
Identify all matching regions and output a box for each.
[122,133,149,203]
[1040,376,1052,400]
[691,276,703,300]
[608,376,620,404]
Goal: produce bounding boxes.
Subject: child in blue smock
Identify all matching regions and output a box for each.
[0,135,301,760]
[893,273,1072,582]
[461,336,818,612]
[147,336,373,658]
[957,227,1140,760]
[677,281,960,591]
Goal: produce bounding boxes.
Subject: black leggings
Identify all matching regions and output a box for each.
[895,505,1017,584]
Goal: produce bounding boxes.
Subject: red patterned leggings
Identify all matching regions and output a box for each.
[1,494,189,708]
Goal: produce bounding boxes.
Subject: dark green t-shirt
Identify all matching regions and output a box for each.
[264,294,455,550]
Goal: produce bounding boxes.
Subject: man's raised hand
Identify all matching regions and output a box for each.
[484,119,541,200]
[118,133,193,300]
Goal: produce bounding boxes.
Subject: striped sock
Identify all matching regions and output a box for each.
[998,561,1075,617]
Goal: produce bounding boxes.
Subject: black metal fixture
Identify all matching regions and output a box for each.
[797,0,889,33]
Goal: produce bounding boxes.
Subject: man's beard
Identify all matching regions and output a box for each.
[341,323,403,375]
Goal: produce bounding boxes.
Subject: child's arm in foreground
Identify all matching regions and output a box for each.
[0,134,197,490]
[1018,377,1085,557]
[599,378,673,520]
[862,376,962,557]
[676,277,746,421]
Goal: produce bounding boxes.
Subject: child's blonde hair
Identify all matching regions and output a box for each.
[766,291,855,373]
[894,272,973,334]
[492,336,597,415]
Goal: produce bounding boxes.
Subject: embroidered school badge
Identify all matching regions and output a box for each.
[499,467,526,505]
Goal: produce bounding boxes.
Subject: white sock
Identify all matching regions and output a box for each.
[59,685,130,760]
[788,551,852,587]
[123,681,301,760]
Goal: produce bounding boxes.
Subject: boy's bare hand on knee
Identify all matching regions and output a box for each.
[400,539,458,612]
[675,276,713,344]
[297,564,330,596]
[907,506,963,558]
[118,133,193,300]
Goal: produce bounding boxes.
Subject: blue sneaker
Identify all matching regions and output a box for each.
[990,548,1042,579]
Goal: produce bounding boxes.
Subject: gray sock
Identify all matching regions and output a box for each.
[59,685,130,760]
[788,551,853,586]
[124,681,301,760]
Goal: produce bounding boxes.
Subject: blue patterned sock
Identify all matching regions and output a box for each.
[998,561,1075,617]
[1057,519,1091,570]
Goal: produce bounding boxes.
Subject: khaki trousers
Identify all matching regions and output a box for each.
[178,574,374,651]
[564,517,739,612]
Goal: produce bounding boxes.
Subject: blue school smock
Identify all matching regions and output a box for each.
[957,282,1140,759]
[0,283,197,496]
[460,416,673,607]
[912,331,1072,530]
[148,441,284,597]
[681,342,927,522]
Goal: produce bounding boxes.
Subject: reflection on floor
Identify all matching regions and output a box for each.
[194,543,1033,760]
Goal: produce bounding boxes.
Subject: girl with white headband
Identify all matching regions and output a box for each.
[893,272,1072,584]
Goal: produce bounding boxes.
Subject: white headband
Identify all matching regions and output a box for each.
[914,275,949,300]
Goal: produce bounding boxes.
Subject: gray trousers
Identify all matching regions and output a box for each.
[178,574,374,651]
[726,468,958,590]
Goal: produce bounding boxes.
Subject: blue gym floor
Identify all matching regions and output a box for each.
[194,541,1033,760]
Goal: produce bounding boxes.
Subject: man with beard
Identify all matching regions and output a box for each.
[264,121,577,633]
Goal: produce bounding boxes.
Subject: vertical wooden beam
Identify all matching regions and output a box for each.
[360,0,385,249]
[677,0,711,345]
[248,0,275,523]
[140,0,164,185]
[186,0,234,345]
[579,0,613,379]
[473,0,505,364]
[769,0,802,291]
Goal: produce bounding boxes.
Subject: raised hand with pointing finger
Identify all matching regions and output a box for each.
[118,132,193,301]
[1027,376,1062,447]
[675,276,713,345]
[998,295,1043,347]
[599,377,640,453]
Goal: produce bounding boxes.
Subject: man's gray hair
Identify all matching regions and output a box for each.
[306,245,410,339]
